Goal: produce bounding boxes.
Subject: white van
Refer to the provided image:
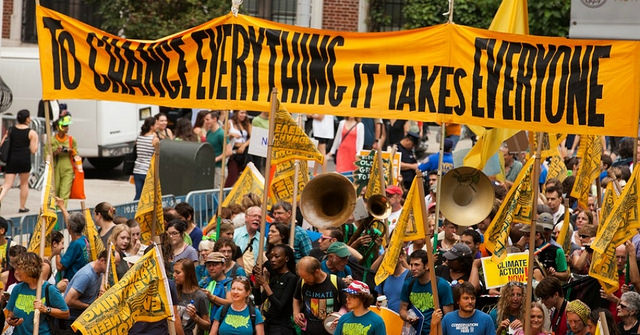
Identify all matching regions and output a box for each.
[0,45,158,170]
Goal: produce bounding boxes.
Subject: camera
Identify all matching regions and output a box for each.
[61,146,69,153]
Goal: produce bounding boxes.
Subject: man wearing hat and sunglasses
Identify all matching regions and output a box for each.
[518,212,569,282]
[333,280,386,335]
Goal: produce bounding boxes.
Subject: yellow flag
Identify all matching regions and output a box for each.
[546,155,568,184]
[489,0,529,34]
[591,165,640,255]
[272,101,324,165]
[72,247,173,334]
[484,156,536,263]
[83,209,105,261]
[463,0,528,171]
[28,161,57,254]
[135,153,164,245]
[270,160,309,204]
[364,151,384,199]
[375,177,423,285]
[570,135,603,209]
[221,162,264,208]
[555,206,572,256]
[528,132,564,159]
[590,176,632,294]
[598,182,619,234]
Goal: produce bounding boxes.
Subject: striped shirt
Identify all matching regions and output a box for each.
[133,135,155,175]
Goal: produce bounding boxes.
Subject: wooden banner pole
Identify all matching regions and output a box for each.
[218,110,230,215]
[416,173,441,335]
[433,123,446,253]
[289,160,299,248]
[257,88,278,266]
[524,132,543,335]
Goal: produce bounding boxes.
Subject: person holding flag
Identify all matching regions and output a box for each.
[334,280,386,335]
[61,250,108,330]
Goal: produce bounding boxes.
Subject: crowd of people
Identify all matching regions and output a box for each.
[0,110,639,335]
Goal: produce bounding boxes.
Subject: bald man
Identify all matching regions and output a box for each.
[293,257,347,335]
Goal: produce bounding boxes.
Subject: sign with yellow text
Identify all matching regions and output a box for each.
[481,252,529,289]
[36,6,640,136]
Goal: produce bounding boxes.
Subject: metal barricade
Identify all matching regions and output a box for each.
[184,188,232,228]
[113,194,177,220]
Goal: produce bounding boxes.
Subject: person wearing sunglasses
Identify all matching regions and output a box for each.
[617,291,640,335]
[570,224,597,275]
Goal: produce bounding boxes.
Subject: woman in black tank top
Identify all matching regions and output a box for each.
[0,109,38,213]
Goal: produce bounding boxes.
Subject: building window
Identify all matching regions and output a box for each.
[22,0,102,43]
[244,0,296,25]
[370,0,406,32]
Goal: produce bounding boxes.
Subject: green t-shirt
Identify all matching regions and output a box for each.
[252,116,269,129]
[206,128,224,167]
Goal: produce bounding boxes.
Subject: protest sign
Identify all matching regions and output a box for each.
[481,252,529,289]
[36,5,640,136]
[248,126,268,158]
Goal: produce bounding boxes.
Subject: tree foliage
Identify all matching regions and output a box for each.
[401,0,570,37]
[86,0,229,40]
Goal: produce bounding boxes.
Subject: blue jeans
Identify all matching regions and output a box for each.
[133,173,146,200]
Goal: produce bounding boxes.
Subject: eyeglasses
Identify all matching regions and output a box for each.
[320,235,333,240]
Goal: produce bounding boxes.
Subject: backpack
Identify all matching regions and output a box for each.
[44,283,65,335]
[218,303,257,335]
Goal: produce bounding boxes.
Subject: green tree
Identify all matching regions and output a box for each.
[87,0,229,40]
[400,0,570,37]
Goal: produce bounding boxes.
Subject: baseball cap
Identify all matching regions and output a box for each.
[443,243,472,260]
[385,185,402,196]
[536,213,554,230]
[405,131,420,145]
[205,252,226,264]
[343,280,370,295]
[327,242,350,258]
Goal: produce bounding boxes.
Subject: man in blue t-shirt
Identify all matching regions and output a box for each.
[400,249,454,335]
[321,242,353,281]
[441,282,495,335]
[418,138,454,173]
[62,250,108,327]
[375,248,410,313]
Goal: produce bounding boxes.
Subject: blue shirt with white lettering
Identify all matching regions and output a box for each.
[442,310,495,335]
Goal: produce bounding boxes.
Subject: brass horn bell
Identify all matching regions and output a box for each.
[300,173,357,230]
[439,166,495,227]
[366,194,391,220]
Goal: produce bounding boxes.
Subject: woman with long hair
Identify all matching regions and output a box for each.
[167,220,199,263]
[108,224,131,280]
[0,109,38,212]
[174,259,210,334]
[193,110,210,142]
[328,117,364,173]
[95,202,116,247]
[589,308,620,335]
[253,244,297,334]
[133,116,159,200]
[225,110,251,187]
[174,117,198,142]
[491,282,526,332]
[211,276,265,335]
[6,252,69,333]
[155,112,174,140]
[267,223,289,256]
[512,302,550,335]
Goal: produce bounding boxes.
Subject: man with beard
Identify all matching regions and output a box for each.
[440,282,495,334]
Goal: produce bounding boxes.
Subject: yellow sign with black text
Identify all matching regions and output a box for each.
[36,6,640,136]
[481,252,529,289]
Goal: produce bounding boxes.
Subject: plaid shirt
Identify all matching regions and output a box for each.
[293,225,312,261]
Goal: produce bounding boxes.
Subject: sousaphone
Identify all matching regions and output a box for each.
[300,173,357,229]
[439,166,495,226]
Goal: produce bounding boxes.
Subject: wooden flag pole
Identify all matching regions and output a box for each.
[257,88,278,266]
[289,160,299,248]
[289,115,304,247]
[43,102,55,188]
[599,311,611,335]
[154,244,177,335]
[33,213,46,334]
[218,110,230,215]
[416,173,442,335]
[524,132,544,335]
[433,123,446,254]
[151,148,160,242]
